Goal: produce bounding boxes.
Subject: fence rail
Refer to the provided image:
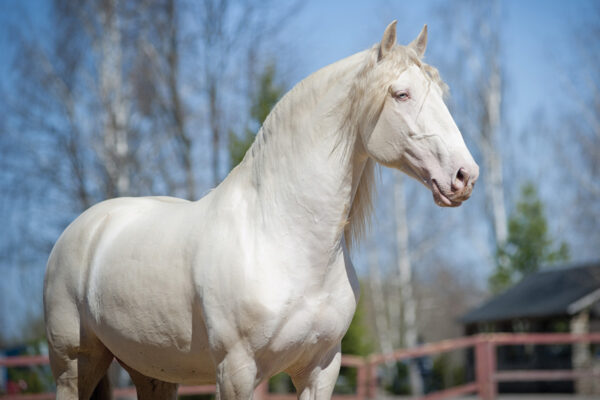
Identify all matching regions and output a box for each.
[2,333,599,400]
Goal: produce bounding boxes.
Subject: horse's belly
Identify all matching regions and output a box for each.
[88,300,216,384]
[103,334,216,384]
[85,249,216,383]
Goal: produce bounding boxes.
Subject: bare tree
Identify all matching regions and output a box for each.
[554,3,600,259]
[3,0,303,233]
[190,0,302,186]
[393,173,423,395]
[165,0,196,199]
[129,0,198,199]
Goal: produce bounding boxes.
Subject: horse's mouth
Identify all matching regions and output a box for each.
[431,179,462,208]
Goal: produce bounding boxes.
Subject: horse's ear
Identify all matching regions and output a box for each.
[409,24,428,58]
[378,20,397,61]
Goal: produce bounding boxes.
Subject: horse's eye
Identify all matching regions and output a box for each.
[393,91,410,101]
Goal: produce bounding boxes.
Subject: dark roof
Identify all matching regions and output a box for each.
[462,262,600,324]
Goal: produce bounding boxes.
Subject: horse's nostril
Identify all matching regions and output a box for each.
[456,168,468,183]
[452,168,470,192]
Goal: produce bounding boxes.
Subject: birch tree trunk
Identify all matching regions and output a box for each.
[479,41,507,246]
[393,173,423,396]
[367,244,396,388]
[165,0,196,200]
[98,0,131,197]
[368,247,393,356]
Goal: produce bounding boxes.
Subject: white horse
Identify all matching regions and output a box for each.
[44,22,478,400]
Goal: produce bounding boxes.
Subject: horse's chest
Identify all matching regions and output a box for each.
[257,279,359,370]
[201,245,360,374]
[270,259,358,348]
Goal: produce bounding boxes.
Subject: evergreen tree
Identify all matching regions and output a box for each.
[229,63,286,169]
[489,182,569,293]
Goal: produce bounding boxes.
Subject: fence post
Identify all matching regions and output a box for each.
[366,358,378,400]
[475,337,497,400]
[254,380,269,400]
[356,360,368,400]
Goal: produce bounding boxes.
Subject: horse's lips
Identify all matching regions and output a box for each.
[431,180,462,207]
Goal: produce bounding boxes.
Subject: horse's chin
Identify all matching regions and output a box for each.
[431,180,463,208]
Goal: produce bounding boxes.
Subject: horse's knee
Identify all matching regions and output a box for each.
[55,376,78,400]
[51,352,79,400]
[216,351,258,400]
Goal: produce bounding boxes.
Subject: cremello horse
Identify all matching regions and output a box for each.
[44,22,478,400]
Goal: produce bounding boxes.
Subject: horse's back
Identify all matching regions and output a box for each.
[44,196,216,384]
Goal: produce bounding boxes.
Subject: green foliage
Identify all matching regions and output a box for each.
[268,372,295,394]
[228,129,256,170]
[335,294,374,394]
[228,63,286,169]
[489,182,569,293]
[341,295,374,357]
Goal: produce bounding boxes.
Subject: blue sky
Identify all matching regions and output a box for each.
[279,0,591,138]
[1,0,590,146]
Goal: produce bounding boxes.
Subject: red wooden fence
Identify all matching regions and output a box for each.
[1,333,599,400]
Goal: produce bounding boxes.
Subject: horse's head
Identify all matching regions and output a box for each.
[362,21,479,207]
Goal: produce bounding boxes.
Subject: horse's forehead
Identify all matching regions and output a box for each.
[389,47,420,68]
[384,64,445,101]
[389,63,425,83]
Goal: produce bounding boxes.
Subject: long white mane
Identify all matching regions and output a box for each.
[240,43,448,250]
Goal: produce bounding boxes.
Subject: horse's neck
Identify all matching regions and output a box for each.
[230,52,370,261]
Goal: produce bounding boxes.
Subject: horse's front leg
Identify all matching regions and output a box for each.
[215,346,258,400]
[290,344,341,400]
